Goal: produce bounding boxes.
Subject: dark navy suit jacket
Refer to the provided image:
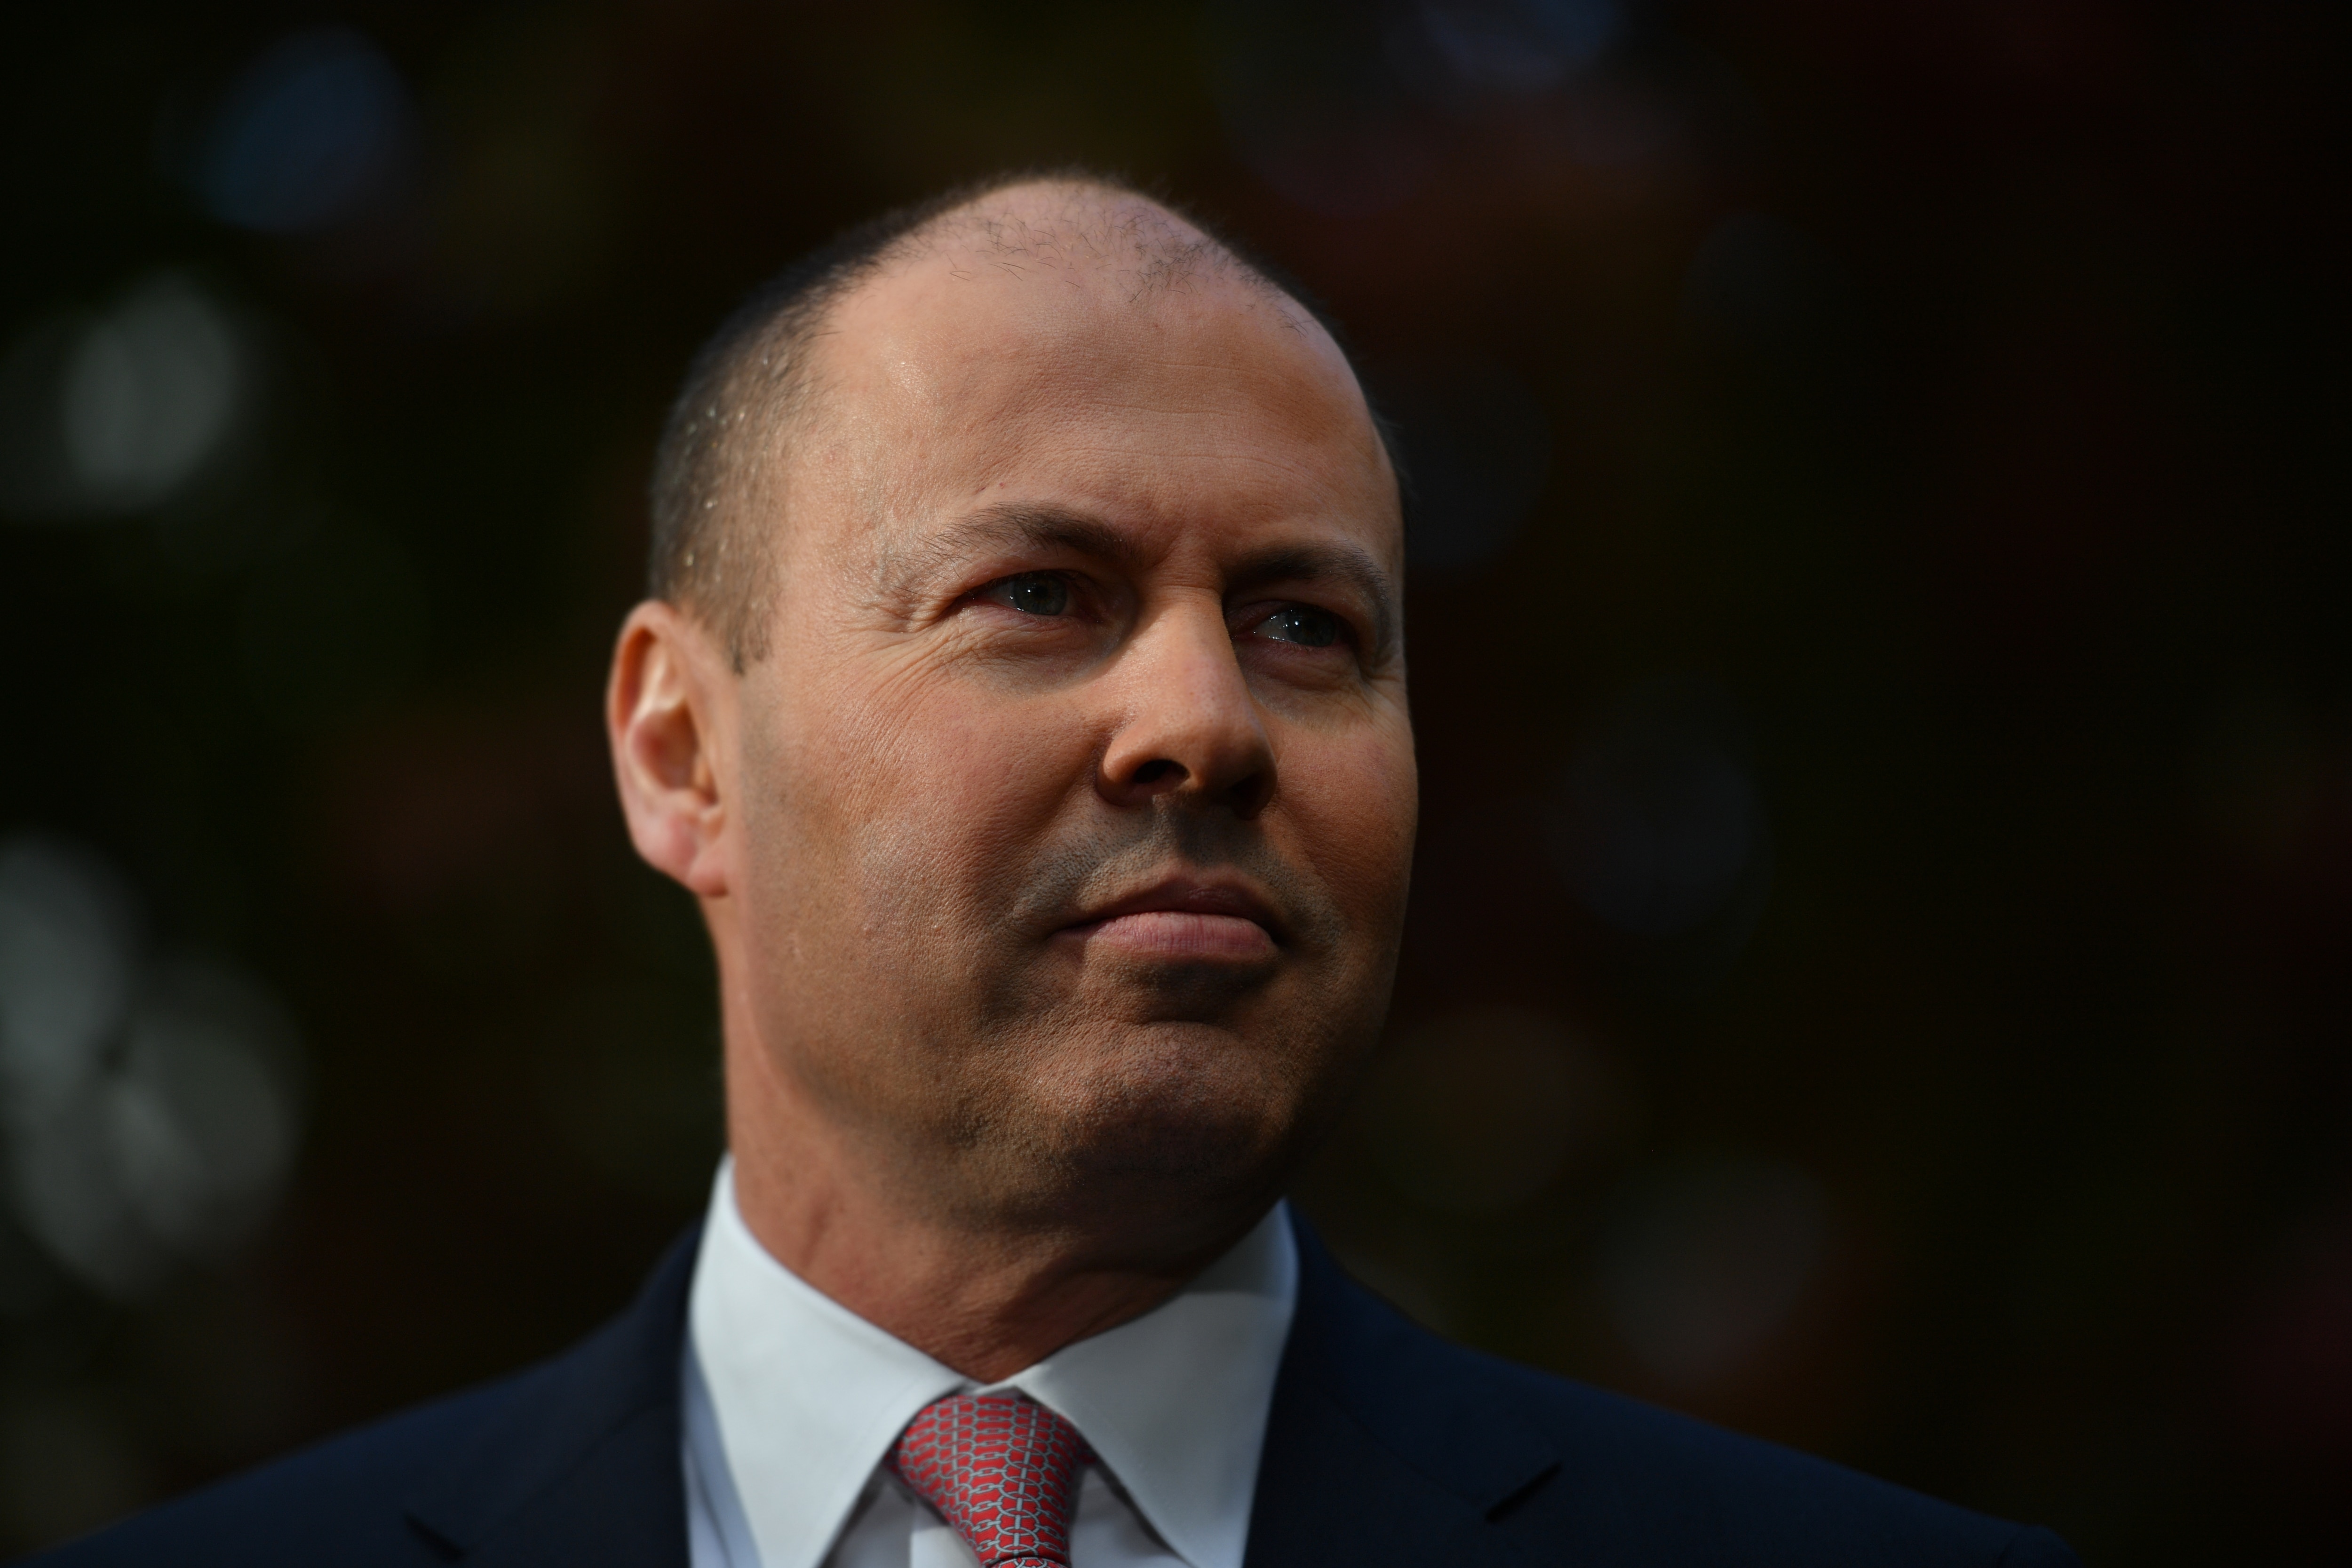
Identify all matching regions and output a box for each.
[27,1218,2079,1566]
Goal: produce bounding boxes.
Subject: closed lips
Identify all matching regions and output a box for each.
[1060,881,1282,960]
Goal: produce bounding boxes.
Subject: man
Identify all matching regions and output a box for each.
[36,175,2078,1567]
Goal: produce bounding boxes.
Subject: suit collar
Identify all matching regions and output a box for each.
[1245,1215,1561,1565]
[404,1226,699,1565]
[395,1210,1565,1566]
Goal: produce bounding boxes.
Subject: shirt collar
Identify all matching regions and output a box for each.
[687,1158,1297,1568]
[1010,1200,1297,1568]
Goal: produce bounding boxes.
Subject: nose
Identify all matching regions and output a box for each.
[1098,603,1275,818]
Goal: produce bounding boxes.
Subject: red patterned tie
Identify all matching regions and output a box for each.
[888,1393,1092,1567]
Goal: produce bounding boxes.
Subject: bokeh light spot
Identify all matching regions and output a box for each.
[0,836,303,1300]
[199,27,416,235]
[0,276,247,521]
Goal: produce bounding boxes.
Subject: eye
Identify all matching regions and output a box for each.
[982,573,1071,617]
[1255,604,1343,648]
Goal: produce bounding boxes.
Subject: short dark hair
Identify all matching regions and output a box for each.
[644,168,1398,670]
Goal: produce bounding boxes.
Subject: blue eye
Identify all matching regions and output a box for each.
[1260,605,1341,647]
[992,573,1069,616]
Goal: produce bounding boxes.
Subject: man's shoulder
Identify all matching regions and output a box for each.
[21,1233,699,1568]
[1454,1344,2074,1567]
[1262,1221,2079,1568]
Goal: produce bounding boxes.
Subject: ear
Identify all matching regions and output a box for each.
[607,599,734,899]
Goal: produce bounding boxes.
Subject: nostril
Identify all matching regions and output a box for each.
[1132,759,1176,785]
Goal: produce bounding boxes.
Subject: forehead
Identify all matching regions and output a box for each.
[799,219,1399,567]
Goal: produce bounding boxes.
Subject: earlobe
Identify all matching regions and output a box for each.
[607,600,732,899]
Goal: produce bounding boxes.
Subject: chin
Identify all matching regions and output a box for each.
[998,1019,1333,1226]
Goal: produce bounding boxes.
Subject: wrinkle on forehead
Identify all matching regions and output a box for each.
[821,254,1370,468]
[772,182,1398,593]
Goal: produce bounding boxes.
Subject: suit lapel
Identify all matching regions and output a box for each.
[404,1227,700,1567]
[395,1212,1562,1566]
[1246,1217,1560,1567]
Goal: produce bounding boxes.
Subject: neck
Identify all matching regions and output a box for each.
[721,1027,1260,1382]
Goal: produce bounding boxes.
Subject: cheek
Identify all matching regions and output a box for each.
[1279,717,1418,934]
[807,674,1100,923]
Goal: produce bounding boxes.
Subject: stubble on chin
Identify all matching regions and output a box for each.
[761,784,1393,1242]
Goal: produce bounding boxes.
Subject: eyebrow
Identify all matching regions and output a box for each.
[938,503,1151,573]
[906,502,1399,657]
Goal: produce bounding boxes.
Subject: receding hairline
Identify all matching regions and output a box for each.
[861,178,1305,311]
[644,171,1396,671]
[800,181,1332,422]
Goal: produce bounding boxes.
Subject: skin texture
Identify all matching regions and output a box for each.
[606,183,1416,1379]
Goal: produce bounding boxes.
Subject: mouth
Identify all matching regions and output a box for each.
[1057,876,1284,964]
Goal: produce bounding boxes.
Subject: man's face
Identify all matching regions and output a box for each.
[723,234,1414,1239]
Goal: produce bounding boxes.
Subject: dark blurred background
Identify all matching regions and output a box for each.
[0,0,2345,1560]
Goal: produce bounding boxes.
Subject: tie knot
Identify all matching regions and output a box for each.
[888,1394,1092,1568]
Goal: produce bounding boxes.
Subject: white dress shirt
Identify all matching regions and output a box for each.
[682,1159,1299,1568]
